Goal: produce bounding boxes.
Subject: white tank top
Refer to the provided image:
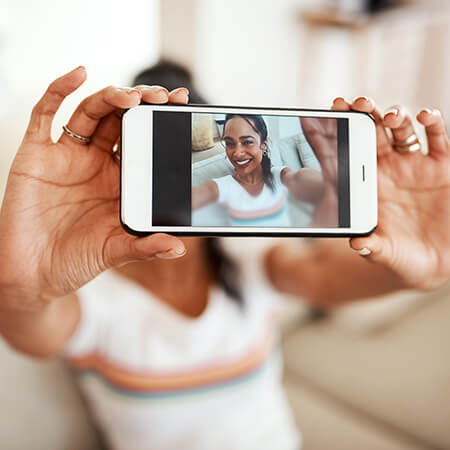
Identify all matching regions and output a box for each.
[213,166,291,227]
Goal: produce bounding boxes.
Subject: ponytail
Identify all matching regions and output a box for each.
[204,238,242,305]
[261,151,275,191]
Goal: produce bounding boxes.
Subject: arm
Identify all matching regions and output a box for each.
[192,180,219,210]
[0,293,80,358]
[0,69,188,357]
[281,167,325,203]
[298,118,340,226]
[264,240,405,309]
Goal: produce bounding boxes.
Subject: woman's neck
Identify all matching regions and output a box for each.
[114,239,215,318]
[235,166,263,185]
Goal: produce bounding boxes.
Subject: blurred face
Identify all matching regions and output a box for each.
[223,117,267,176]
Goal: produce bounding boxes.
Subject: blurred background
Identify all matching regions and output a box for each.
[1,0,450,449]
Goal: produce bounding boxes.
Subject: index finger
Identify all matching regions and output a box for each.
[331,97,351,111]
[168,87,189,104]
[26,66,87,144]
[60,86,143,146]
[351,96,392,157]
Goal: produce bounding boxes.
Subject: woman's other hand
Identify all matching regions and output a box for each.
[300,117,339,226]
[300,117,338,188]
[332,97,450,290]
[0,67,188,311]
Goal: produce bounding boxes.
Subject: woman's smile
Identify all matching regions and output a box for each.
[234,157,253,167]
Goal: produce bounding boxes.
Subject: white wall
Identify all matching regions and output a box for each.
[192,0,324,107]
[161,0,450,118]
[0,0,159,195]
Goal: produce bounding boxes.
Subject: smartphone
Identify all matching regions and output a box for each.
[121,104,377,237]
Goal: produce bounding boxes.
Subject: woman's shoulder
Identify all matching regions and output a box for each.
[270,166,288,188]
[211,174,240,202]
[270,165,287,177]
[212,173,234,186]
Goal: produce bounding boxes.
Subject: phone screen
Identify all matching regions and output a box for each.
[151,111,350,229]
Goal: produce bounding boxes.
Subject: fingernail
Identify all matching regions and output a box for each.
[141,85,169,95]
[173,87,189,96]
[117,87,140,95]
[419,107,433,115]
[150,87,169,99]
[353,96,369,103]
[384,108,399,117]
[354,247,371,256]
[333,97,348,104]
[156,248,186,259]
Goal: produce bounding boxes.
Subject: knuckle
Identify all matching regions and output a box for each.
[31,101,44,116]
[46,82,65,101]
[79,98,103,122]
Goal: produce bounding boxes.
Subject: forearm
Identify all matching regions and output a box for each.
[309,185,339,228]
[192,186,209,210]
[265,241,406,309]
[192,181,218,210]
[0,292,80,358]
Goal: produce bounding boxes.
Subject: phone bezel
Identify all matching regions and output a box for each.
[121,104,377,237]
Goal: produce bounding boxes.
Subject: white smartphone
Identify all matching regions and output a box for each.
[121,104,377,237]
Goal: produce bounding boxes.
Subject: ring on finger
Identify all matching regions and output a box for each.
[393,133,422,153]
[62,124,91,145]
[112,141,121,163]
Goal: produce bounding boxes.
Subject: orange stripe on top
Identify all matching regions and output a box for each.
[224,193,287,220]
[69,334,273,393]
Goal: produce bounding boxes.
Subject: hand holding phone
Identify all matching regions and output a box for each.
[0,70,187,311]
[332,97,450,290]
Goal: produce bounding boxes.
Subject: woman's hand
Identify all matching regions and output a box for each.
[300,117,338,187]
[299,117,339,226]
[281,167,324,204]
[332,97,450,290]
[0,67,188,311]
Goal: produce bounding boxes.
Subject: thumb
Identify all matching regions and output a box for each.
[103,232,186,268]
[349,233,393,266]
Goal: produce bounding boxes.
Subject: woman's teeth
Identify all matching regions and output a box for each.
[235,159,251,165]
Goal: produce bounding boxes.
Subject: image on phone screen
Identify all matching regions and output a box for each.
[150,109,351,231]
[191,113,349,228]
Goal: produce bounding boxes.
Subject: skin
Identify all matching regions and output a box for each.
[115,238,214,319]
[0,67,191,356]
[299,117,339,226]
[266,97,450,305]
[192,116,326,212]
[1,70,448,357]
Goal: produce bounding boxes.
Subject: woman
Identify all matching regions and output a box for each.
[192,114,327,226]
[0,67,300,450]
[0,67,449,450]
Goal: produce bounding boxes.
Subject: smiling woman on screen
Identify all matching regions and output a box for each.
[192,114,334,227]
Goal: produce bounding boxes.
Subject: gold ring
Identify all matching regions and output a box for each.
[112,141,121,163]
[62,124,91,145]
[112,150,121,163]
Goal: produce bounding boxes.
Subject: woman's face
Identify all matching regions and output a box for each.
[223,117,266,176]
